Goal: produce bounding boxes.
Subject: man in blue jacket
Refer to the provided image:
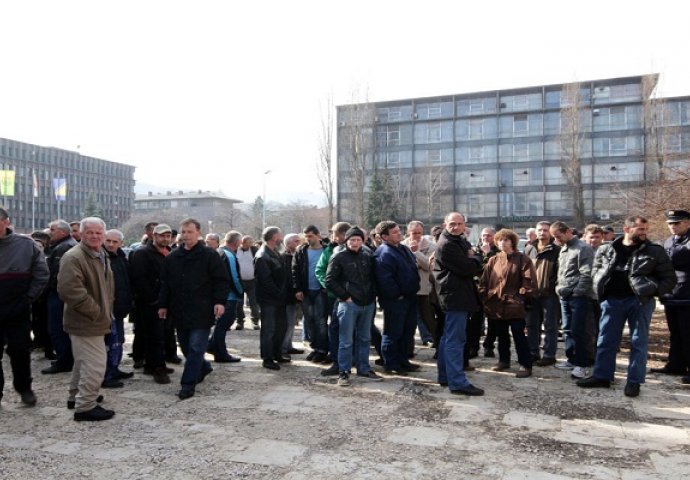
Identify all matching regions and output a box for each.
[373,221,420,375]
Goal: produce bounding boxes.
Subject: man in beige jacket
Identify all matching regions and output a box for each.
[58,217,115,421]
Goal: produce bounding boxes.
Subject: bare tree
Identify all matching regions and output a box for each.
[560,81,587,228]
[417,157,446,225]
[317,94,335,226]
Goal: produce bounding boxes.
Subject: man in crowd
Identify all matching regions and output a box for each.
[158,218,230,400]
[373,220,420,375]
[0,207,49,406]
[58,217,115,421]
[293,225,328,363]
[69,221,82,242]
[205,233,221,251]
[432,212,484,396]
[475,227,499,358]
[584,224,605,251]
[550,221,594,380]
[102,229,134,388]
[281,233,304,358]
[129,224,175,384]
[578,216,676,397]
[43,219,78,374]
[254,226,288,370]
[209,231,243,363]
[236,235,260,330]
[652,210,690,383]
[524,221,560,366]
[602,226,616,243]
[326,226,382,386]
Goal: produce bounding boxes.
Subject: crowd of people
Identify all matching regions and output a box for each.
[1,205,689,422]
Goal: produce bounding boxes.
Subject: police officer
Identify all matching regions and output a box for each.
[652,210,690,383]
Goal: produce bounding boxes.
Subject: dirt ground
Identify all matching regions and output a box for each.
[1,308,689,479]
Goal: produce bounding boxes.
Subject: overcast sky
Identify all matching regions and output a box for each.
[1,1,688,204]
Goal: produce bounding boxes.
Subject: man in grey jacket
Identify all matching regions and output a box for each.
[550,221,594,380]
[577,216,676,397]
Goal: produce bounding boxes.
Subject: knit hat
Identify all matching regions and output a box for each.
[345,226,365,241]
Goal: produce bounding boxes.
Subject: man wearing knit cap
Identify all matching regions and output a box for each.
[325,226,382,386]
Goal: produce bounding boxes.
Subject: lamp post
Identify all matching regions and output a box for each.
[262,169,271,230]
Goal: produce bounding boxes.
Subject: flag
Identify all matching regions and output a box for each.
[33,171,39,198]
[0,170,16,196]
[53,178,67,201]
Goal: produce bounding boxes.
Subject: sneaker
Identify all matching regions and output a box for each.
[536,357,556,367]
[320,364,339,376]
[357,371,383,382]
[576,376,611,388]
[74,405,115,422]
[571,366,588,379]
[624,382,640,397]
[337,372,351,386]
[19,390,37,406]
[515,367,532,378]
[555,361,575,370]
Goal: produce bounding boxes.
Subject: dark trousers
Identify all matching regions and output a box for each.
[466,309,484,360]
[381,296,417,370]
[665,304,690,374]
[31,294,52,353]
[327,296,339,361]
[138,304,165,370]
[209,300,238,360]
[104,316,125,381]
[164,317,178,359]
[493,318,533,368]
[47,291,73,369]
[483,318,498,352]
[259,303,287,361]
[0,315,33,396]
[238,279,260,324]
[131,308,146,362]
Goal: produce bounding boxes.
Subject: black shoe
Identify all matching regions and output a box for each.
[117,370,135,379]
[67,395,103,410]
[276,356,291,363]
[374,358,385,366]
[20,390,37,406]
[252,323,260,330]
[144,366,174,375]
[306,351,317,361]
[624,382,640,397]
[214,355,241,363]
[153,368,171,385]
[484,349,495,358]
[44,351,57,360]
[320,364,339,376]
[101,379,125,389]
[383,368,408,376]
[400,363,421,372]
[133,360,145,369]
[439,381,448,387]
[41,364,71,374]
[178,389,195,400]
[166,356,183,365]
[531,353,541,362]
[576,376,611,388]
[467,348,478,359]
[681,376,690,385]
[74,405,115,422]
[287,348,304,355]
[450,385,484,396]
[319,355,333,365]
[649,366,685,375]
[197,367,213,384]
[235,323,244,331]
[262,360,280,371]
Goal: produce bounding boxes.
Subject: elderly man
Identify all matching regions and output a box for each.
[58,217,115,421]
[205,233,221,251]
[158,218,230,400]
[281,233,304,358]
[578,216,676,397]
[43,219,78,374]
[0,207,49,406]
[236,235,260,330]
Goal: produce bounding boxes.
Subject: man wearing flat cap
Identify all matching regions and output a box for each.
[651,210,690,383]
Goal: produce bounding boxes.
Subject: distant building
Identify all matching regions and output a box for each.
[336,74,690,230]
[0,137,135,232]
[134,190,242,230]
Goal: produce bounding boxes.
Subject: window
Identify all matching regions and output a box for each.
[513,143,529,161]
[500,168,513,187]
[513,115,528,135]
[609,106,626,129]
[610,137,627,155]
[469,120,483,139]
[513,95,528,109]
[663,133,681,153]
[469,99,484,114]
[469,146,483,160]
[428,122,441,142]
[387,127,400,146]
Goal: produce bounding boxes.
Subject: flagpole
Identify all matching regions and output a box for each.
[57,171,61,219]
[31,167,36,230]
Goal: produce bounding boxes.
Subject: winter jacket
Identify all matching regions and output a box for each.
[593,237,677,305]
[325,246,376,306]
[158,242,230,329]
[373,242,420,300]
[292,242,325,293]
[662,232,690,304]
[315,242,340,298]
[220,247,244,301]
[555,237,594,299]
[107,248,133,319]
[47,235,77,291]
[432,230,483,312]
[524,239,559,297]
[479,251,536,320]
[402,236,435,296]
[129,242,170,306]
[254,245,287,306]
[283,251,298,305]
[0,230,49,322]
[57,243,114,336]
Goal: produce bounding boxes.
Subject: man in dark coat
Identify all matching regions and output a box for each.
[158,219,230,400]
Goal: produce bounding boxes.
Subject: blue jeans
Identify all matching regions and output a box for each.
[592,297,655,384]
[177,327,212,391]
[337,301,375,374]
[282,303,298,354]
[209,300,237,360]
[104,316,125,382]
[47,291,73,369]
[526,294,560,359]
[381,296,417,370]
[437,310,471,390]
[302,290,329,353]
[560,295,591,367]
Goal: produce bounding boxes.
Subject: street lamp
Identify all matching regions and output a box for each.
[262,169,271,230]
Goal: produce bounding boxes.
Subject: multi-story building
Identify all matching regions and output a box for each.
[0,138,135,233]
[336,74,690,233]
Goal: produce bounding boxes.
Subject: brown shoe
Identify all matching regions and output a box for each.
[515,367,532,378]
[491,362,510,372]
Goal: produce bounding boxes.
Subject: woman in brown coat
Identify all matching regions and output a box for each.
[479,229,536,378]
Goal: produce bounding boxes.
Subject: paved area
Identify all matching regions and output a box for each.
[1,315,689,479]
